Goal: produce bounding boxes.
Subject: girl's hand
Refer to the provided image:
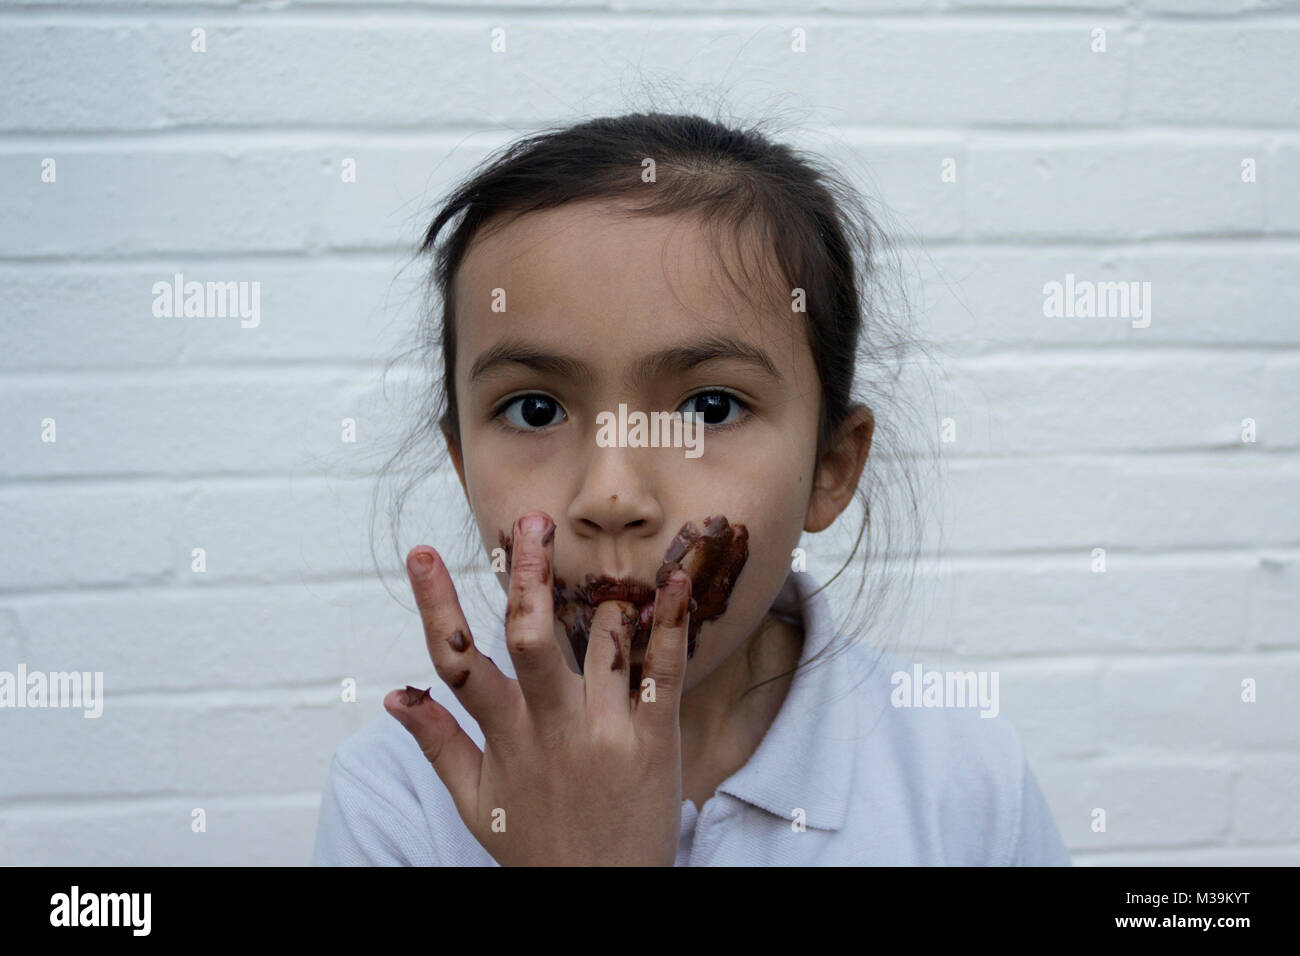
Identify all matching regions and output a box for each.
[384,510,693,866]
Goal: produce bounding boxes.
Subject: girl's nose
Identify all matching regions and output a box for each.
[567,445,664,539]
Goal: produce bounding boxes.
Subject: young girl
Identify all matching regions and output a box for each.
[312,112,1071,866]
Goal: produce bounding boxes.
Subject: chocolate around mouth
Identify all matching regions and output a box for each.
[495,515,749,685]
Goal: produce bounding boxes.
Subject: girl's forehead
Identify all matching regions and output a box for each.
[454,201,799,367]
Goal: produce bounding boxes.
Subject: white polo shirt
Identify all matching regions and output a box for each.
[312,568,1072,866]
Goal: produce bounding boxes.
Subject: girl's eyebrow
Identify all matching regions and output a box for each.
[468,335,783,388]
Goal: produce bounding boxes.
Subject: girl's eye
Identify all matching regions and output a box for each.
[677,390,750,428]
[494,391,749,433]
[496,394,567,431]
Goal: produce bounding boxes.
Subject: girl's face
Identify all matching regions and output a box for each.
[443,197,847,691]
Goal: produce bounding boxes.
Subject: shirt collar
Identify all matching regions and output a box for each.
[711,568,857,831]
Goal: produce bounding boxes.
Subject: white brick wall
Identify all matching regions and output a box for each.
[1,1,1296,866]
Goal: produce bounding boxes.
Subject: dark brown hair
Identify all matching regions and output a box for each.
[372,110,942,699]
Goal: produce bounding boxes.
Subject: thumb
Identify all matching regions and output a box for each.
[384,686,483,823]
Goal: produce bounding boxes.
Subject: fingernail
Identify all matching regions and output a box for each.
[520,513,549,536]
[387,694,414,729]
[408,549,436,576]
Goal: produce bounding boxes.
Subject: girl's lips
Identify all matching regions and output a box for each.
[581,577,657,607]
[562,515,749,663]
[581,597,658,648]
[496,514,749,674]
[572,577,660,648]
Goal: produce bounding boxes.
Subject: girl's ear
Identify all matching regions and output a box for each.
[441,419,469,498]
[805,405,874,534]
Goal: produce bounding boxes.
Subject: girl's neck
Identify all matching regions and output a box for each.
[677,611,806,806]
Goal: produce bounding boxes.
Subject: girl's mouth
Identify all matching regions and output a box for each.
[497,515,750,678]
[578,589,659,651]
[560,515,749,670]
[581,578,657,608]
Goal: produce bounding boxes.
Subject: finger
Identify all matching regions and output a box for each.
[407,546,518,741]
[582,599,638,729]
[385,686,482,825]
[504,511,579,726]
[634,569,691,737]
